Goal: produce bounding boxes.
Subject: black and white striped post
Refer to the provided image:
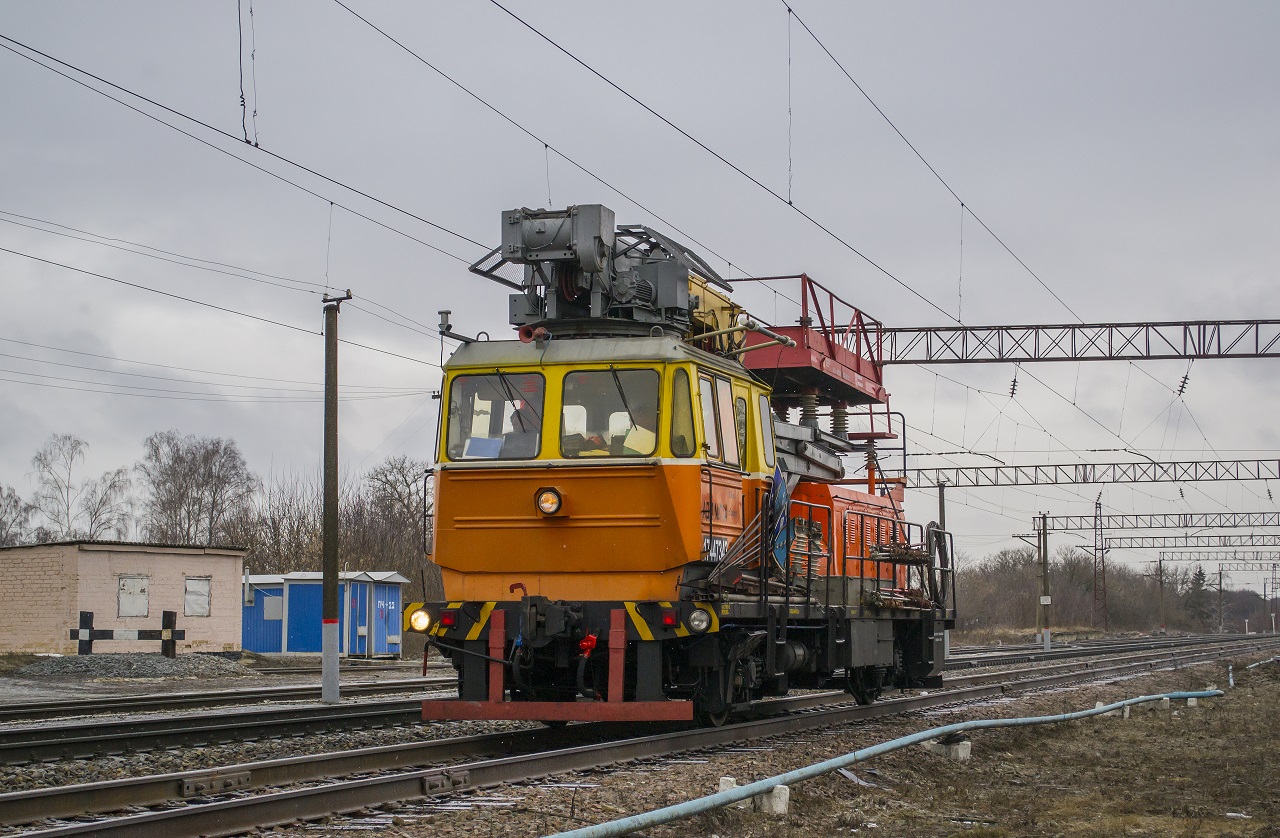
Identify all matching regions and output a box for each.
[69,611,185,657]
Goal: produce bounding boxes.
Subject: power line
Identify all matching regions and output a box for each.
[0,336,414,390]
[481,0,960,324]
[0,349,418,394]
[1,246,316,334]
[0,34,481,263]
[0,372,423,404]
[0,365,424,401]
[0,206,451,349]
[0,213,319,296]
[0,209,327,290]
[0,246,442,369]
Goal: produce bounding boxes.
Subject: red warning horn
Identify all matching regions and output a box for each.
[518,325,536,343]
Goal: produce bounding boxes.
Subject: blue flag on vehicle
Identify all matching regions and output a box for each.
[768,464,791,569]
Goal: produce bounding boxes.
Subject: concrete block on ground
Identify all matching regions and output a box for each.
[1096,701,1121,718]
[1186,697,1199,707]
[718,777,750,808]
[1159,697,1171,711]
[1122,705,1131,719]
[923,737,972,762]
[753,784,790,815]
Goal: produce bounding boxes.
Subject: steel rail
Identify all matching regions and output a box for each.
[0,677,455,724]
[12,637,1278,835]
[944,633,1250,669]
[0,697,439,765]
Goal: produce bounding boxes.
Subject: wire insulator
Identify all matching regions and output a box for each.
[799,393,819,428]
[831,402,848,439]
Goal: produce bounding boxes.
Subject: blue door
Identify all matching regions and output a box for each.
[373,584,402,654]
[348,582,368,656]
[285,584,321,652]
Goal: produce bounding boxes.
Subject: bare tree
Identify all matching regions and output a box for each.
[136,431,259,545]
[28,433,133,541]
[30,433,85,538]
[0,484,32,547]
[79,467,133,540]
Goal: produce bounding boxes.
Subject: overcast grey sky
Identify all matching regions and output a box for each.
[2,2,1277,587]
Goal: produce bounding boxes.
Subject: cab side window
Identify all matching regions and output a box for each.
[698,374,720,459]
[759,394,776,468]
[671,369,697,458]
[734,396,748,466]
[715,377,740,467]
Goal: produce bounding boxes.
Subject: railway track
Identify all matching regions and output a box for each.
[944,633,1249,669]
[0,677,454,724]
[0,634,1254,765]
[4,635,1275,834]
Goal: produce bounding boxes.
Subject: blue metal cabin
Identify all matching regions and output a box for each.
[242,571,408,656]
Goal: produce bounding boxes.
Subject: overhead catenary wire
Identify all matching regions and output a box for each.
[782,1,1085,323]
[330,0,743,278]
[481,0,960,324]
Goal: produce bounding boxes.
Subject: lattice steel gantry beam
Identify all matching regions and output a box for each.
[908,460,1280,488]
[1034,512,1280,532]
[882,319,1280,364]
[1159,551,1280,562]
[1107,534,1280,550]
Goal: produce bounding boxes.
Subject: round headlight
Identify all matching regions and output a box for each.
[536,488,562,515]
[409,609,431,632]
[688,608,712,634]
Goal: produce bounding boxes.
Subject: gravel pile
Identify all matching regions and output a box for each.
[15,653,258,680]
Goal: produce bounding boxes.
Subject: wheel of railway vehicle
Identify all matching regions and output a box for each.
[846,665,882,705]
[694,662,734,727]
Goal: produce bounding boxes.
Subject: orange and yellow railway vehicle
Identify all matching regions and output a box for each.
[408,205,955,725]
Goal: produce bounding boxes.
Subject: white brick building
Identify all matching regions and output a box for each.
[0,541,246,655]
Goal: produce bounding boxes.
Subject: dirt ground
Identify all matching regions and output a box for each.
[326,652,1277,838]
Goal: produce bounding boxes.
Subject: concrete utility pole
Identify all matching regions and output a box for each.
[1217,568,1225,635]
[1158,555,1166,631]
[1037,512,1051,632]
[322,291,352,704]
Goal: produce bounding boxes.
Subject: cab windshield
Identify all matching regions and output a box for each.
[560,369,660,457]
[446,373,545,460]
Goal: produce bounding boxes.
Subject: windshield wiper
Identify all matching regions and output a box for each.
[494,370,540,432]
[609,366,637,430]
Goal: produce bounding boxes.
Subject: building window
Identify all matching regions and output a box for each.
[118,575,149,618]
[184,577,212,617]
